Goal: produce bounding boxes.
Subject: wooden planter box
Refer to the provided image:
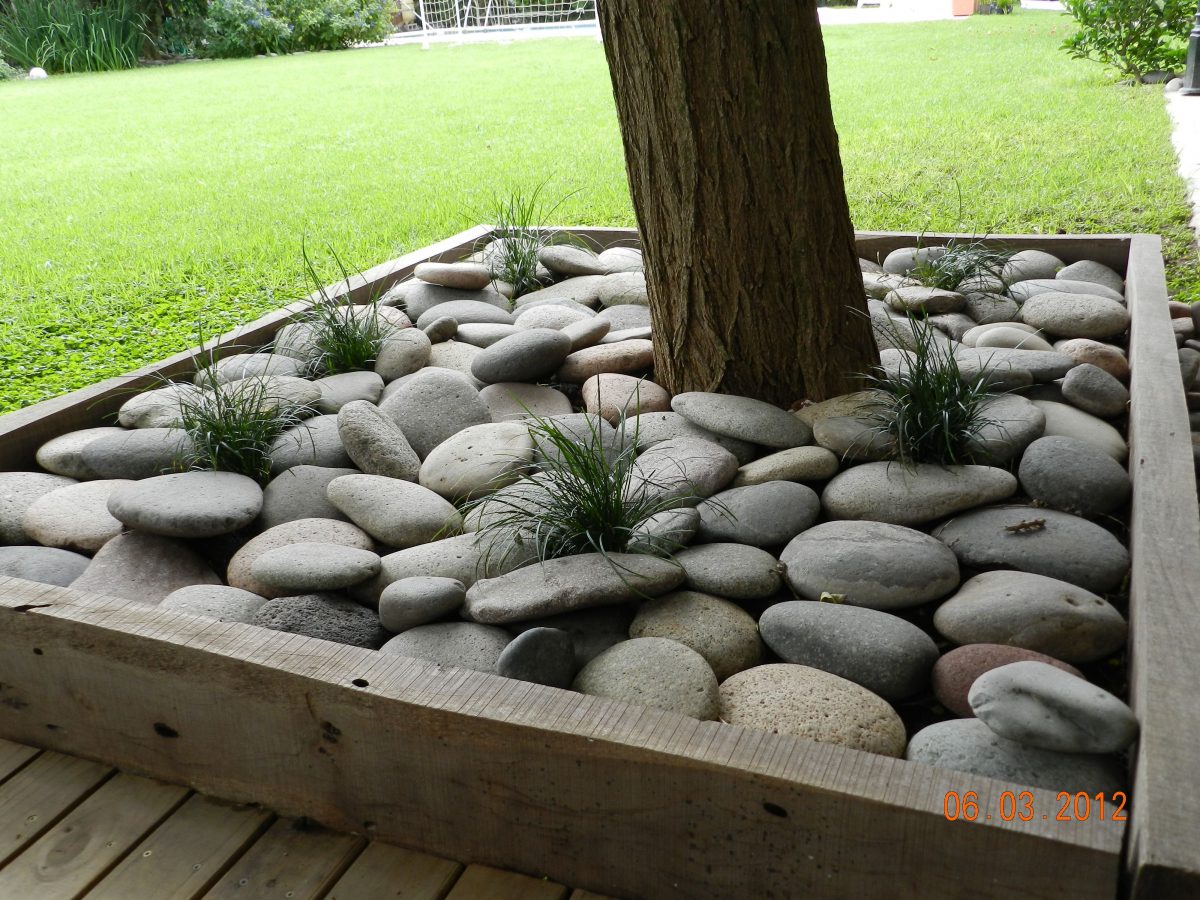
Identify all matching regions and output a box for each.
[0,228,1195,899]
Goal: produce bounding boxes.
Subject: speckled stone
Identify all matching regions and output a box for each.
[227,518,374,599]
[418,421,535,501]
[378,368,492,459]
[478,382,573,422]
[378,576,466,632]
[106,471,263,538]
[673,543,784,600]
[374,329,432,382]
[630,591,763,680]
[254,593,389,649]
[250,541,381,592]
[336,400,420,481]
[22,480,129,552]
[326,474,462,548]
[821,463,1017,526]
[719,664,906,757]
[471,329,574,384]
[0,545,91,587]
[71,532,221,604]
[695,481,820,547]
[624,438,740,506]
[380,621,512,673]
[160,585,269,623]
[573,637,720,720]
[35,427,126,480]
[582,373,671,424]
[259,465,357,528]
[1,472,77,544]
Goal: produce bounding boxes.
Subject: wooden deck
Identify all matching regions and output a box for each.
[0,737,612,900]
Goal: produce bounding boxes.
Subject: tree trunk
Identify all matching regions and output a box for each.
[597,0,876,405]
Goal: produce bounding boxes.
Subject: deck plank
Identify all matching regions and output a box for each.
[445,864,569,900]
[0,738,38,784]
[201,817,364,900]
[85,793,273,900]
[0,772,189,897]
[0,751,113,867]
[568,891,622,900]
[325,841,463,900]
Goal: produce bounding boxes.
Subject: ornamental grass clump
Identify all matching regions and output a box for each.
[863,314,1000,466]
[299,244,398,376]
[909,238,1014,292]
[483,182,579,298]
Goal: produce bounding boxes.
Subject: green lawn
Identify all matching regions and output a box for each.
[0,11,1195,412]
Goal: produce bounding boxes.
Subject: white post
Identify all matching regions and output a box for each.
[419,0,431,49]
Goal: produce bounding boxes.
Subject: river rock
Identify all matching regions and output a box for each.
[1001,249,1065,284]
[421,316,458,343]
[732,447,840,486]
[933,505,1128,593]
[811,416,894,462]
[381,621,510,673]
[22,480,129,552]
[159,584,269,623]
[463,553,684,624]
[624,438,739,506]
[455,323,522,348]
[596,304,651,332]
[418,421,534,501]
[1056,260,1123,294]
[906,719,1124,793]
[414,261,492,290]
[672,392,812,449]
[117,383,197,428]
[720,665,906,756]
[759,601,939,700]
[71,532,221,604]
[378,576,466,632]
[963,394,1046,465]
[357,532,533,606]
[80,427,193,480]
[821,463,1016,525]
[1,472,77,544]
[963,292,1022,325]
[598,246,643,274]
[259,465,356,528]
[374,329,432,382]
[1017,436,1131,517]
[227,517,374,599]
[514,304,592,330]
[882,246,947,275]
[478,382,572,421]
[557,339,654,383]
[630,591,762,680]
[928,312,977,342]
[573,637,719,720]
[326,474,461,548]
[625,412,757,464]
[269,415,351,473]
[596,271,648,307]
[1020,292,1129,340]
[388,282,508,320]
[1009,278,1123,303]
[673,543,783,600]
[561,317,611,351]
[974,326,1054,352]
[695,481,820,547]
[780,520,959,609]
[1060,363,1129,418]
[471,329,573,384]
[515,276,606,308]
[272,322,319,363]
[254,593,389,649]
[0,545,91,586]
[427,340,484,382]
[495,627,576,688]
[1054,338,1129,380]
[250,542,380,592]
[332,401,417,481]
[962,322,1040,347]
[933,571,1128,663]
[933,644,1084,717]
[538,245,606,277]
[625,507,700,555]
[207,353,303,384]
[885,286,966,314]
[312,370,383,413]
[379,368,491,459]
[106,471,262,538]
[582,374,670,424]
[954,346,1075,384]
[1030,400,1127,460]
[35,427,126,480]
[969,661,1138,753]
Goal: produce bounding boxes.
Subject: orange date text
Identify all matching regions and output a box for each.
[942,790,1127,823]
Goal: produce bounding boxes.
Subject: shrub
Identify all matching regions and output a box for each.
[0,0,146,73]
[200,0,394,57]
[1062,0,1193,81]
[202,0,291,56]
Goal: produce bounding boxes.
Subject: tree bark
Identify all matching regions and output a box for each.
[597,0,876,405]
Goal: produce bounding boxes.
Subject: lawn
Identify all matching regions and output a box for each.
[0,11,1194,412]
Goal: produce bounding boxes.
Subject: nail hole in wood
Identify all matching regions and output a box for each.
[763,802,788,818]
[351,678,369,688]
[153,722,180,738]
[32,648,43,656]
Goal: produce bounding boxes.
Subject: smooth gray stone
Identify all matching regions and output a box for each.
[674,542,783,600]
[821,463,1017,526]
[538,245,606,277]
[326,474,462,548]
[811,416,894,462]
[414,261,492,290]
[0,545,90,586]
[336,400,420,481]
[378,368,491,459]
[312,370,384,413]
[573,637,720,720]
[495,627,576,687]
[1008,278,1123,303]
[528,413,621,468]
[463,553,685,624]
[374,329,431,382]
[415,300,513,330]
[513,303,592,330]
[881,245,947,275]
[117,382,197,428]
[272,322,320,363]
[598,246,644,274]
[421,315,459,343]
[964,394,1046,465]
[626,411,757,465]
[21,480,129,552]
[561,317,610,351]
[1056,260,1124,295]
[378,576,466,632]
[509,606,633,670]
[885,285,966,314]
[380,621,511,673]
[624,438,739,506]
[599,326,653,344]
[470,329,573,384]
[251,542,380,591]
[969,661,1138,753]
[0,472,77,543]
[478,382,573,421]
[927,312,977,342]
[733,447,841,486]
[107,471,263,538]
[1033,400,1127,460]
[228,517,374,599]
[206,352,303,384]
[963,291,1022,325]
[672,392,812,449]
[159,585,269,623]
[269,415,352,474]
[1001,249,1065,285]
[71,532,221,604]
[1179,347,1200,392]
[384,281,508,320]
[1020,292,1130,341]
[906,719,1124,794]
[954,346,1076,383]
[259,465,356,528]
[456,323,523,348]
[933,505,1129,593]
[933,571,1127,664]
[1018,436,1131,518]
[80,427,193,480]
[418,421,534,501]
[759,601,940,700]
[595,303,651,332]
[515,278,606,308]
[1060,363,1129,418]
[35,427,126,480]
[625,508,700,555]
[781,520,959,610]
[254,592,389,649]
[596,272,648,307]
[630,590,762,680]
[695,481,820,547]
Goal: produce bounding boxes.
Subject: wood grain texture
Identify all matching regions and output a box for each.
[1123,233,1200,899]
[0,752,113,866]
[0,738,38,784]
[202,817,364,900]
[86,793,273,900]
[0,582,1122,900]
[445,864,568,900]
[0,772,188,898]
[325,841,463,900]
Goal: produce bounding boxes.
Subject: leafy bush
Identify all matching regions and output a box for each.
[200,0,394,57]
[202,0,291,56]
[0,0,146,73]
[1062,0,1193,80]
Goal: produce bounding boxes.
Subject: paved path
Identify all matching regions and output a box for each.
[1168,92,1200,236]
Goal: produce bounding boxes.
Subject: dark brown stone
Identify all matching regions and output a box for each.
[932,643,1083,718]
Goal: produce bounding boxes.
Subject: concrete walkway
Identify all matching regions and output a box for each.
[1169,92,1200,236]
